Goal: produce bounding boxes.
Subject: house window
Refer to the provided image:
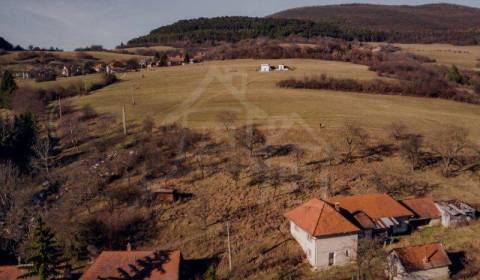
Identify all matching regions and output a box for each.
[345,250,349,257]
[328,252,335,266]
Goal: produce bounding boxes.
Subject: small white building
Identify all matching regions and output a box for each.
[436,200,476,227]
[62,66,70,77]
[386,243,451,280]
[284,198,359,269]
[277,64,288,71]
[260,64,272,72]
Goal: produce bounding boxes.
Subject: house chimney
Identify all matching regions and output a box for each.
[126,242,132,251]
[334,202,341,212]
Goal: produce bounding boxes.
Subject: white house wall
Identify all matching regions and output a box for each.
[290,221,317,266]
[289,221,358,269]
[315,233,357,268]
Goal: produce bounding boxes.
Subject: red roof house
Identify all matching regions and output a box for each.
[80,250,182,280]
[387,243,451,279]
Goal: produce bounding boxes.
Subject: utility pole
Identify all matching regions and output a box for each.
[58,94,62,119]
[226,222,232,272]
[122,106,127,135]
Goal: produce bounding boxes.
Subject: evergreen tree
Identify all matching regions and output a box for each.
[184,53,190,64]
[159,54,168,67]
[21,218,64,280]
[0,70,17,108]
[447,64,467,84]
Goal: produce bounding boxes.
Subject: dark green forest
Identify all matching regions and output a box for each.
[127,16,387,46]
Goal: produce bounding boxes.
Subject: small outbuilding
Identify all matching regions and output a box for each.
[436,200,477,227]
[149,186,179,203]
[386,243,451,280]
[260,64,272,72]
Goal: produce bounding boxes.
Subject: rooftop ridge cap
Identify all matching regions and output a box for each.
[312,202,327,236]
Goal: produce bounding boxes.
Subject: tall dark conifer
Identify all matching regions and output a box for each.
[21,218,64,280]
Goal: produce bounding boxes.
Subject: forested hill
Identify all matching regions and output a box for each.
[0,37,14,50]
[126,16,385,46]
[270,3,480,31]
[127,4,480,47]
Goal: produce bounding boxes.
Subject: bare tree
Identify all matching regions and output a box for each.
[58,114,87,151]
[335,122,368,163]
[225,158,244,186]
[216,111,238,132]
[386,121,409,141]
[293,146,305,174]
[0,161,19,217]
[33,137,53,176]
[431,126,469,176]
[234,125,266,156]
[399,135,422,171]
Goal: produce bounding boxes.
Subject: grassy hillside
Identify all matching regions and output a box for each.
[72,59,480,139]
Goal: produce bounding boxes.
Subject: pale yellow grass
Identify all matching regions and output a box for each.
[0,51,148,65]
[71,59,480,140]
[394,43,480,70]
[122,45,177,52]
[16,73,104,89]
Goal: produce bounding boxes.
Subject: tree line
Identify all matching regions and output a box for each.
[127,16,388,46]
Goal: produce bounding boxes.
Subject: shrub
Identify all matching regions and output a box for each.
[80,104,97,120]
[474,81,480,94]
[142,116,154,134]
[76,52,95,60]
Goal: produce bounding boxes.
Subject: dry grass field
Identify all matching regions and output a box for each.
[0,50,148,65]
[394,43,480,70]
[122,45,177,52]
[16,73,104,89]
[71,59,480,140]
[39,56,480,279]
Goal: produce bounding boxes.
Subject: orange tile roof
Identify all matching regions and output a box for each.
[329,193,414,219]
[393,243,451,272]
[400,197,441,220]
[80,250,181,280]
[0,265,35,280]
[284,198,359,237]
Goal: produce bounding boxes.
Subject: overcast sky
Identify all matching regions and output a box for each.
[1,0,479,50]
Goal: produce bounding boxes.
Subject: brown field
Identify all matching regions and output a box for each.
[0,50,148,65]
[394,43,480,70]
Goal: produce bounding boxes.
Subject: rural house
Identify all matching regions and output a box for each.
[386,243,451,280]
[260,64,272,72]
[284,199,360,269]
[400,197,441,228]
[80,250,182,280]
[328,194,415,238]
[435,200,477,227]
